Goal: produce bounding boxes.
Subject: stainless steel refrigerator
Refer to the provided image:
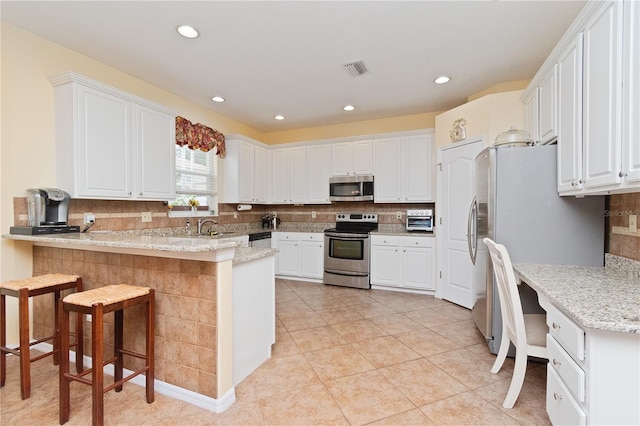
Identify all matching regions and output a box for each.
[469,144,604,354]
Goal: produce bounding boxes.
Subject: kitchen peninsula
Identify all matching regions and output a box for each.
[2,231,277,413]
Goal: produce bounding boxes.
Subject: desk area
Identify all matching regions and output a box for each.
[513,257,640,426]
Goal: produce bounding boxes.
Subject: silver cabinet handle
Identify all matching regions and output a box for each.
[139,192,143,196]
[552,322,561,330]
[553,393,563,401]
[552,358,562,367]
[619,171,628,177]
[571,181,578,187]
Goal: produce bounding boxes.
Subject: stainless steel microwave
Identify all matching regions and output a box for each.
[329,175,374,202]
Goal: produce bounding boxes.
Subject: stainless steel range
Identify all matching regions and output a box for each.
[323,213,378,289]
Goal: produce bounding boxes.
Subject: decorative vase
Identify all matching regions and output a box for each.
[191,206,198,215]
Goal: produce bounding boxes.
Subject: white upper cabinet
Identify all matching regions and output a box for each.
[581,1,624,190]
[306,144,332,204]
[622,0,640,184]
[222,137,268,203]
[557,33,584,193]
[271,147,306,204]
[526,0,638,195]
[539,64,558,144]
[373,132,434,203]
[331,140,373,176]
[523,88,539,144]
[50,72,175,201]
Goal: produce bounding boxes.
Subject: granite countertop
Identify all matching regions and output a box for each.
[370,230,435,237]
[514,262,640,334]
[233,247,278,265]
[3,231,241,253]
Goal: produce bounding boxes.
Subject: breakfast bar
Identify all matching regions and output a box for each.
[513,259,640,425]
[2,232,277,413]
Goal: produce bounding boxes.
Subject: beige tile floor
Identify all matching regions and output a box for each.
[1,278,550,425]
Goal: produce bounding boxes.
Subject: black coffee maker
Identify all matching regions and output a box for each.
[10,188,80,235]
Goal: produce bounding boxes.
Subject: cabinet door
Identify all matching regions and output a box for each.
[557,34,585,194]
[373,138,402,202]
[237,141,255,202]
[524,89,540,144]
[289,147,306,203]
[402,246,434,290]
[331,142,352,176]
[622,0,640,184]
[306,145,331,204]
[582,1,623,190]
[135,105,175,200]
[370,241,401,287]
[271,149,290,203]
[539,64,558,144]
[404,134,434,201]
[253,145,268,202]
[352,140,373,175]
[300,235,324,279]
[276,236,300,276]
[78,86,132,198]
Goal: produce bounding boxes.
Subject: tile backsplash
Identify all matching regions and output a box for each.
[607,193,640,262]
[12,198,433,233]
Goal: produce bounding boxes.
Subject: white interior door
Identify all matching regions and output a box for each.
[436,138,484,308]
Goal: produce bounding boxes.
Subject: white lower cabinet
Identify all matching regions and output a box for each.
[273,232,324,280]
[370,235,435,291]
[546,303,640,425]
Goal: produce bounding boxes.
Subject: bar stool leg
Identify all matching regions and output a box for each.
[92,304,104,426]
[18,288,31,400]
[53,290,61,366]
[114,309,123,392]
[146,292,154,403]
[59,299,71,425]
[75,278,84,374]
[1,294,6,387]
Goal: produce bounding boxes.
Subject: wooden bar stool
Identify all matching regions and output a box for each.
[0,273,83,400]
[59,284,155,426]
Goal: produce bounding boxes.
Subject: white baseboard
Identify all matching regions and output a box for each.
[31,342,236,413]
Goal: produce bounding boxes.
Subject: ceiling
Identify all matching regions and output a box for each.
[1,1,586,133]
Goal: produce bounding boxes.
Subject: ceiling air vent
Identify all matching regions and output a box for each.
[343,61,369,77]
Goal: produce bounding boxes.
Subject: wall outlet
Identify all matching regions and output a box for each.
[272,211,277,217]
[630,214,637,233]
[141,212,152,223]
[83,213,95,225]
[312,211,317,219]
[233,211,238,219]
[396,211,402,219]
[86,314,92,323]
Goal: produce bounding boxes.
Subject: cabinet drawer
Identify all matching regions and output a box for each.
[277,233,298,241]
[547,365,586,426]
[547,334,586,402]
[547,304,585,361]
[402,236,433,248]
[371,235,401,246]
[299,233,323,242]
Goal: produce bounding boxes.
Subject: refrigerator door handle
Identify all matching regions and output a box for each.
[467,196,478,265]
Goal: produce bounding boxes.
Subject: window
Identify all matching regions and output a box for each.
[170,145,218,217]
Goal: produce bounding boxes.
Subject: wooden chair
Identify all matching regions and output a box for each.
[0,273,83,399]
[59,284,154,426]
[483,238,547,408]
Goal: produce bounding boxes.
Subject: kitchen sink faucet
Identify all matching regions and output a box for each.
[197,217,218,234]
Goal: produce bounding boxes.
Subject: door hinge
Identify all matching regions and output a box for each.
[437,163,443,171]
[439,271,442,278]
[439,217,443,225]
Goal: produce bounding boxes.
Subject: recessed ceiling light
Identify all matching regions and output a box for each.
[177,25,199,39]
[274,115,285,120]
[343,105,355,111]
[211,96,225,103]
[434,76,451,84]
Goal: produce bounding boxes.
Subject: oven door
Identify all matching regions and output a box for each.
[324,232,370,275]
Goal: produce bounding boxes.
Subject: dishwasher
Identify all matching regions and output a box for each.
[248,231,272,248]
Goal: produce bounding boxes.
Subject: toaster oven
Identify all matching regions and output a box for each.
[406,209,434,232]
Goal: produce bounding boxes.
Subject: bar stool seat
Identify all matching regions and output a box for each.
[59,284,155,426]
[0,273,83,400]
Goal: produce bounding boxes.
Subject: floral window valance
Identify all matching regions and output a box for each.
[175,116,226,157]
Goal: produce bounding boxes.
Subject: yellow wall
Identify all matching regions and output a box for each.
[434,90,525,148]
